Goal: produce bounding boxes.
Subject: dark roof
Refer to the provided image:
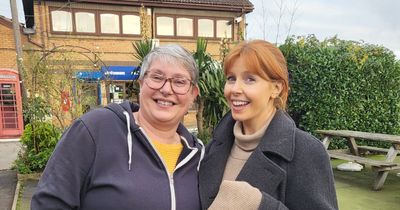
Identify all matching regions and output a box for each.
[0,16,26,35]
[145,0,253,7]
[0,16,13,28]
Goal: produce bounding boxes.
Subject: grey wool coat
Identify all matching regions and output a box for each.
[199,110,338,210]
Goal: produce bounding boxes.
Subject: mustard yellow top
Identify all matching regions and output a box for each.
[152,140,183,174]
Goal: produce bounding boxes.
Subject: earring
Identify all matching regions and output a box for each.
[274,95,284,109]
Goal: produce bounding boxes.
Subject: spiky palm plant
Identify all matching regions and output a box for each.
[131,39,154,103]
[193,38,228,137]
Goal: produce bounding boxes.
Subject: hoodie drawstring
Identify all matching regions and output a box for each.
[196,139,205,171]
[123,111,133,171]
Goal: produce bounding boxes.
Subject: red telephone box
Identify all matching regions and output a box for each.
[0,69,23,138]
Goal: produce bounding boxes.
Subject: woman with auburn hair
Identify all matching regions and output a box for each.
[199,40,338,210]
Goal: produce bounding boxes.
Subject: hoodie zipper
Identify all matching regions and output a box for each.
[139,128,200,210]
[112,103,205,209]
[169,174,176,210]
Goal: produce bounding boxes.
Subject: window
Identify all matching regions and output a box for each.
[156,16,174,36]
[122,14,140,35]
[100,13,120,34]
[217,20,232,38]
[51,10,72,32]
[49,7,140,36]
[177,18,193,37]
[198,19,214,38]
[153,14,234,39]
[75,12,95,33]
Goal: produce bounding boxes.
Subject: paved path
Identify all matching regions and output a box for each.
[0,140,21,170]
[18,179,38,210]
[0,140,21,209]
[0,170,17,210]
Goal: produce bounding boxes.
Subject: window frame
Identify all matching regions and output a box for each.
[48,7,141,37]
[197,17,215,38]
[154,13,234,40]
[48,7,235,39]
[49,8,74,34]
[155,14,176,38]
[121,13,141,36]
[216,19,233,39]
[99,11,121,35]
[74,9,97,35]
[176,16,195,38]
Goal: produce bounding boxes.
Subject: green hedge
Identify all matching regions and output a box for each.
[15,121,61,174]
[280,35,400,149]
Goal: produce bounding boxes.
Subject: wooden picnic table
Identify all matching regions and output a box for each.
[316,130,400,190]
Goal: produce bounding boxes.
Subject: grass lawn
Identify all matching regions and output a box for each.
[332,155,400,210]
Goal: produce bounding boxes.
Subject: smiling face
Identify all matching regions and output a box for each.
[224,57,282,132]
[138,58,198,127]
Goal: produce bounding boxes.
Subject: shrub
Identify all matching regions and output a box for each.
[194,38,229,134]
[280,35,400,149]
[15,121,61,174]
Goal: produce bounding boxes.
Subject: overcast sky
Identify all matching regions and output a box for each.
[0,0,24,21]
[247,0,400,58]
[1,0,399,58]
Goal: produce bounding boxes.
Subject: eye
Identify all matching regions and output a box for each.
[242,74,257,85]
[173,78,188,87]
[149,74,165,82]
[226,75,236,84]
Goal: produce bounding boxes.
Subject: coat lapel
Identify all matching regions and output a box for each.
[199,114,235,207]
[236,148,286,195]
[199,139,232,197]
[235,110,296,196]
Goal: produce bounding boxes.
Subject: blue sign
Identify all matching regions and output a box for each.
[76,66,139,81]
[76,71,102,81]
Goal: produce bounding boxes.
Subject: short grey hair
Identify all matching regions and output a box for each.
[139,44,199,85]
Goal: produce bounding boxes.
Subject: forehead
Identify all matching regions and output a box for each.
[226,57,259,75]
[149,58,190,76]
[225,57,273,81]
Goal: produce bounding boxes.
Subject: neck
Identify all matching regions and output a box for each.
[134,112,180,144]
[242,107,276,135]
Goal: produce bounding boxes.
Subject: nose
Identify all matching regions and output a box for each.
[159,79,174,95]
[230,80,243,94]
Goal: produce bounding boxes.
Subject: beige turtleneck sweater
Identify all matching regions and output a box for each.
[208,111,275,210]
[222,115,273,181]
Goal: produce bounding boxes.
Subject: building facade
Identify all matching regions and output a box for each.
[0,0,253,137]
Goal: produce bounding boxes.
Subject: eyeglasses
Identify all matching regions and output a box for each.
[144,72,194,95]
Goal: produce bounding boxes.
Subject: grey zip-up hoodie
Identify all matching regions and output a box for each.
[31,101,204,210]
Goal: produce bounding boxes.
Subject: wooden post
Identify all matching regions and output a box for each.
[373,145,399,190]
[347,137,359,156]
[10,0,27,104]
[322,136,330,150]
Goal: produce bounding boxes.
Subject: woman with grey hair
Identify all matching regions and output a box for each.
[32,44,204,210]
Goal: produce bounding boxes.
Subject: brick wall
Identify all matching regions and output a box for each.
[2,2,245,69]
[0,18,36,69]
[34,2,241,62]
[0,21,18,69]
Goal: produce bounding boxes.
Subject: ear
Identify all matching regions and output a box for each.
[191,85,199,99]
[138,79,143,88]
[273,81,283,98]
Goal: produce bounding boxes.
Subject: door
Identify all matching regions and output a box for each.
[0,83,22,137]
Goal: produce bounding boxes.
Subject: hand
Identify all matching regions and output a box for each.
[208,180,262,210]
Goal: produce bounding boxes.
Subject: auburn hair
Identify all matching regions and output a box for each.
[223,40,289,109]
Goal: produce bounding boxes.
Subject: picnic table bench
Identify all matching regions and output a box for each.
[316,130,400,190]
